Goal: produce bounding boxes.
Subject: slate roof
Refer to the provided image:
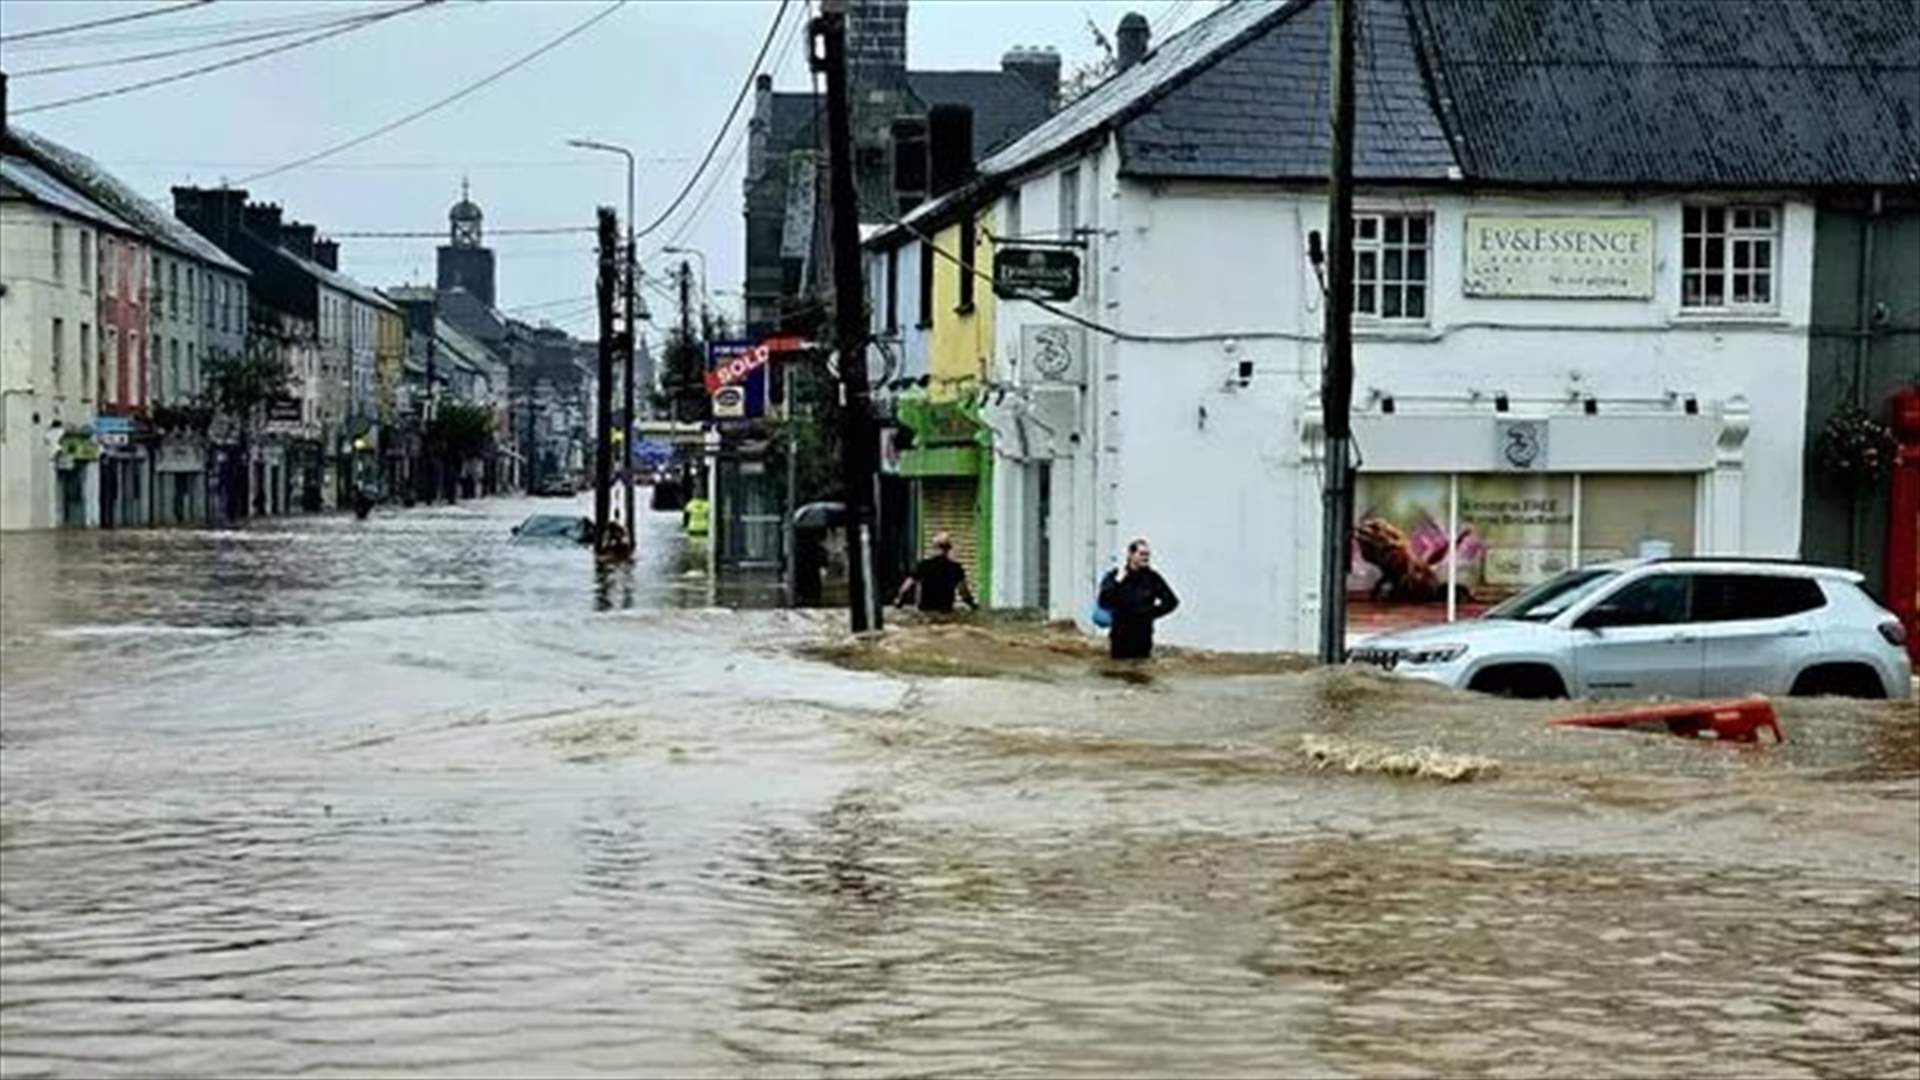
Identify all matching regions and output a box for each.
[280,246,397,312]
[1,154,139,236]
[1121,0,1454,181]
[906,70,1053,158]
[878,0,1918,246]
[1408,0,1920,188]
[12,128,252,277]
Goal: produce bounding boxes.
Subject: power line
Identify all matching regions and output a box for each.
[331,225,596,238]
[0,0,213,45]
[8,6,403,78]
[0,4,402,51]
[13,0,443,115]
[638,0,792,238]
[237,0,628,185]
[103,156,694,171]
[503,293,596,314]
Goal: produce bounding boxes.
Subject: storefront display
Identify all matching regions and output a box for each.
[1351,471,1697,630]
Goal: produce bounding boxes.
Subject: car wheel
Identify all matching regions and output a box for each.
[1469,664,1569,700]
[1789,664,1886,699]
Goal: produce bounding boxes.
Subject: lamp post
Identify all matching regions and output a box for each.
[568,138,637,533]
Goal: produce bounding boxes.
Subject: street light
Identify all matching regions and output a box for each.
[568,137,638,532]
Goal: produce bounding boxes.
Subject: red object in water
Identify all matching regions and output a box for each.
[1552,697,1785,745]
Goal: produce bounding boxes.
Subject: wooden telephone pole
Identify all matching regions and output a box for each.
[1318,0,1358,664]
[813,6,882,633]
[593,206,617,549]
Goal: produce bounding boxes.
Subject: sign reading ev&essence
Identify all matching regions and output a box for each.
[1464,216,1654,299]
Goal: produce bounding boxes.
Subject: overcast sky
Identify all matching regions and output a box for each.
[3,0,1218,342]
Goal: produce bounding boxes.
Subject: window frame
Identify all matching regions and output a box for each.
[51,317,66,396]
[956,215,977,315]
[1057,165,1080,237]
[1681,203,1780,312]
[79,323,92,401]
[1352,210,1431,323]
[78,231,92,293]
[51,222,65,284]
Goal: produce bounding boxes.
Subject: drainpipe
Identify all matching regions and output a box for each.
[1848,189,1882,568]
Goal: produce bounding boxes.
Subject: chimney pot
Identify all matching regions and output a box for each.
[1117,11,1150,71]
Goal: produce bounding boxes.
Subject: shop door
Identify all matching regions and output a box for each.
[921,478,981,586]
[59,468,86,527]
[99,461,119,529]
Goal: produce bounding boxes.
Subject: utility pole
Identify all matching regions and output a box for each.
[678,261,694,353]
[1318,0,1358,665]
[814,7,882,634]
[593,206,617,549]
[622,225,636,535]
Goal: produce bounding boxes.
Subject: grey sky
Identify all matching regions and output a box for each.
[2,0,1217,342]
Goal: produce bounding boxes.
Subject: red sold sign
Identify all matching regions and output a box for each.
[705,335,806,394]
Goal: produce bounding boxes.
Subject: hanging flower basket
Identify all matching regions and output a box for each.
[1813,404,1899,488]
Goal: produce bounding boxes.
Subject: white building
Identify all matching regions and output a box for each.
[884,0,1916,653]
[0,154,131,530]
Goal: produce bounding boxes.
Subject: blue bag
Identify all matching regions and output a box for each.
[1090,570,1115,629]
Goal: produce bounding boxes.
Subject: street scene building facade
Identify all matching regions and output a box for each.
[867,0,1920,652]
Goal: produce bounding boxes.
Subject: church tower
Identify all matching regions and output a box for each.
[436,177,496,307]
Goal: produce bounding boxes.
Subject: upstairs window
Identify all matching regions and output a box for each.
[51,223,64,283]
[79,232,92,292]
[1354,212,1430,320]
[1682,204,1778,309]
[957,215,977,314]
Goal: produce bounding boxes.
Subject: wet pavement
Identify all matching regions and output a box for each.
[2,495,1916,1078]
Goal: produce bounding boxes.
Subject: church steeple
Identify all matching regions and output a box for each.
[449,176,483,248]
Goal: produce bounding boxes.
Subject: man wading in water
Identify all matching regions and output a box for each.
[896,532,978,614]
[1099,538,1180,660]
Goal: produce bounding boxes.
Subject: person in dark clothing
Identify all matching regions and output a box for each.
[1098,538,1179,660]
[896,532,978,613]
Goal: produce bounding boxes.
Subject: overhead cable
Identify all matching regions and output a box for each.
[9,6,405,78]
[235,0,628,185]
[13,0,443,115]
[638,0,792,238]
[0,0,213,45]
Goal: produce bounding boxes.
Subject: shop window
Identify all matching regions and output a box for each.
[1682,204,1777,309]
[1578,474,1696,562]
[1352,471,1698,631]
[1354,212,1429,320]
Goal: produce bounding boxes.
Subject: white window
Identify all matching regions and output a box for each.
[1354,212,1431,320]
[103,240,116,298]
[169,264,180,320]
[79,323,92,400]
[130,331,144,405]
[186,343,196,397]
[105,326,120,402]
[51,223,64,283]
[51,317,66,395]
[1004,188,1022,240]
[1058,166,1080,236]
[79,232,92,292]
[170,339,182,403]
[1682,204,1778,309]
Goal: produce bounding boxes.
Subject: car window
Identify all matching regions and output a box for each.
[1485,568,1620,622]
[1693,574,1826,622]
[1590,574,1691,626]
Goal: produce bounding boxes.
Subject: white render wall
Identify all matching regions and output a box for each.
[989,147,1816,652]
[2,202,103,530]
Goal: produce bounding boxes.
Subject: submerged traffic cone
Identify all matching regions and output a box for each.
[1552,696,1784,744]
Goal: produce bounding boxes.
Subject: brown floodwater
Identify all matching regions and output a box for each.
[2,496,1916,1078]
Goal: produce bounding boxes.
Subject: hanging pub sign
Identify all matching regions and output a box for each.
[993,245,1081,302]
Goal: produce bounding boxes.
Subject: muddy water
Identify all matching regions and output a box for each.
[2,498,1916,1078]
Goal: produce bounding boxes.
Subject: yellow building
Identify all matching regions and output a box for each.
[896,206,997,596]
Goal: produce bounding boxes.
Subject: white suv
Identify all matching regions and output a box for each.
[1349,559,1913,700]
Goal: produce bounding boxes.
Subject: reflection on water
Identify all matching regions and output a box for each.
[2,496,1916,1078]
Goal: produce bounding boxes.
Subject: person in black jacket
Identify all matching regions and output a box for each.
[1098,538,1179,660]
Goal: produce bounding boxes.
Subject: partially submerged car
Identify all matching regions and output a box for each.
[1350,559,1912,700]
[510,513,593,546]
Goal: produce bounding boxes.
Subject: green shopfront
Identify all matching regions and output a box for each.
[894,395,994,601]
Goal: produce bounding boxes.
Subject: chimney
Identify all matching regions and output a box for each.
[1117,12,1150,71]
[243,201,284,245]
[927,104,974,197]
[282,221,316,260]
[749,72,774,181]
[313,238,339,271]
[1002,46,1062,109]
[844,0,908,91]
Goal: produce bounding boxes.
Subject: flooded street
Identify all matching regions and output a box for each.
[2,498,1916,1078]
